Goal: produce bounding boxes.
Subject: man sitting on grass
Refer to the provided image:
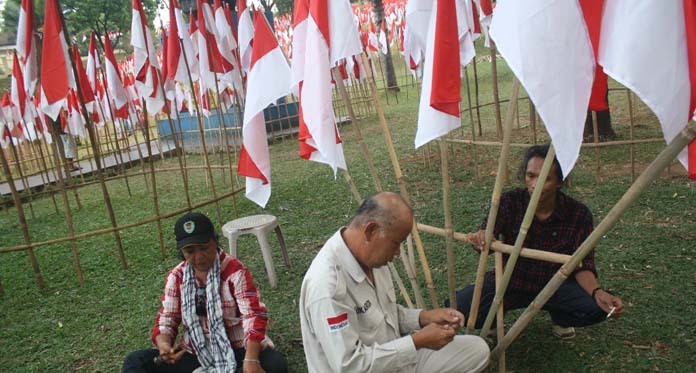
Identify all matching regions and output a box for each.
[448,144,624,339]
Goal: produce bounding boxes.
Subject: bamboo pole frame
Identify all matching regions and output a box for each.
[479,146,557,337]
[490,121,696,360]
[0,144,44,289]
[467,78,520,333]
[60,3,128,270]
[438,139,457,306]
[361,52,439,307]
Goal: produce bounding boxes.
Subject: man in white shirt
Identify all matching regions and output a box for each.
[300,192,490,372]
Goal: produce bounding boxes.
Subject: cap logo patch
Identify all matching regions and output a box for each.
[184,221,195,234]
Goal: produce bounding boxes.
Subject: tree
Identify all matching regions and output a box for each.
[1,0,158,51]
[372,0,399,91]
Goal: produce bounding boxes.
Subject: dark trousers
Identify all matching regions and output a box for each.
[446,278,607,329]
[123,347,288,373]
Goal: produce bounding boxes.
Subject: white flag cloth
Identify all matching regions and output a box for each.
[403,0,432,71]
[131,0,164,114]
[414,0,476,149]
[599,0,691,172]
[16,0,37,96]
[489,0,594,176]
[237,13,292,208]
[238,0,254,74]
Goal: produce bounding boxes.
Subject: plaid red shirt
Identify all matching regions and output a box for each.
[150,250,268,353]
[482,188,597,294]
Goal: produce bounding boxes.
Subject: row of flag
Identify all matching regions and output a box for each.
[3,0,695,212]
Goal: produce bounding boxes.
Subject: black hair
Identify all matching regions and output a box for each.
[517,144,564,184]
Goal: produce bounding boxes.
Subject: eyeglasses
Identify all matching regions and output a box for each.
[195,286,207,317]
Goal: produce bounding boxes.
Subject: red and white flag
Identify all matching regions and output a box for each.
[599,0,696,179]
[213,0,244,92]
[473,0,493,47]
[237,12,292,208]
[104,35,130,119]
[71,46,97,121]
[414,0,476,148]
[237,0,254,74]
[166,0,197,91]
[378,21,389,55]
[40,0,75,121]
[16,0,37,96]
[131,0,164,114]
[195,0,218,93]
[86,32,101,93]
[489,0,594,176]
[403,0,432,74]
[11,52,28,126]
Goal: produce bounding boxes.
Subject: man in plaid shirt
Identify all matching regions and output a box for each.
[449,145,624,339]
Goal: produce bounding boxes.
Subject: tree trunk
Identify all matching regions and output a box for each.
[373,0,400,92]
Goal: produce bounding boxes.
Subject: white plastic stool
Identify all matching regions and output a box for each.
[221,215,290,288]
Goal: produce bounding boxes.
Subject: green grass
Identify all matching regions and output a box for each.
[1,52,695,372]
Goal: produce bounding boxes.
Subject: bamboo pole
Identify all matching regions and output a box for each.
[404,235,426,309]
[494,251,506,373]
[490,42,503,138]
[464,66,480,180]
[479,146,556,337]
[529,100,537,144]
[96,89,132,197]
[5,128,36,219]
[126,107,152,192]
[0,145,45,289]
[361,52,438,307]
[141,102,166,259]
[491,122,696,360]
[439,139,457,305]
[61,6,127,269]
[467,78,520,333]
[332,68,383,192]
[32,135,60,214]
[592,111,601,183]
[627,91,636,181]
[416,223,574,265]
[0,188,245,253]
[179,38,223,226]
[209,76,239,217]
[472,56,482,136]
[45,122,84,285]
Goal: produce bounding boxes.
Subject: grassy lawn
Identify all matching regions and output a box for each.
[1,53,695,372]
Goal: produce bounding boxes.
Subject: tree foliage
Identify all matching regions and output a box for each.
[1,0,158,50]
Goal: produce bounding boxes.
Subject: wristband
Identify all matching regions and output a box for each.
[591,287,603,299]
[244,358,261,364]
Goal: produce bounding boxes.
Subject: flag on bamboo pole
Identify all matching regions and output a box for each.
[71,46,96,109]
[166,0,197,91]
[131,0,164,114]
[16,0,37,96]
[86,32,101,93]
[403,0,431,74]
[599,0,696,180]
[103,35,130,120]
[237,0,254,74]
[11,52,28,126]
[474,0,493,47]
[199,0,235,82]
[378,20,388,55]
[237,12,292,208]
[195,0,217,94]
[40,0,75,121]
[213,0,244,92]
[414,0,476,149]
[489,0,593,176]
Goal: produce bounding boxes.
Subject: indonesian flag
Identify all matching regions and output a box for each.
[414,0,476,149]
[474,0,493,47]
[579,0,609,112]
[195,0,217,92]
[166,0,197,90]
[489,0,594,176]
[237,12,292,208]
[71,46,96,111]
[213,0,244,92]
[403,0,431,73]
[1,91,14,126]
[86,32,101,93]
[378,20,389,55]
[131,0,164,114]
[599,0,696,179]
[237,0,254,74]
[40,0,75,121]
[11,52,28,125]
[16,0,37,96]
[104,35,130,119]
[66,90,87,138]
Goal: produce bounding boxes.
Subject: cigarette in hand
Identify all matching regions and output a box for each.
[606,306,616,319]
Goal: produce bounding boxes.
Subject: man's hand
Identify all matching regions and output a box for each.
[411,323,457,350]
[595,290,625,317]
[155,335,184,365]
[419,308,465,329]
[466,230,486,252]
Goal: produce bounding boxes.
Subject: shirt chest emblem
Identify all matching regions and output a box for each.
[355,300,372,314]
